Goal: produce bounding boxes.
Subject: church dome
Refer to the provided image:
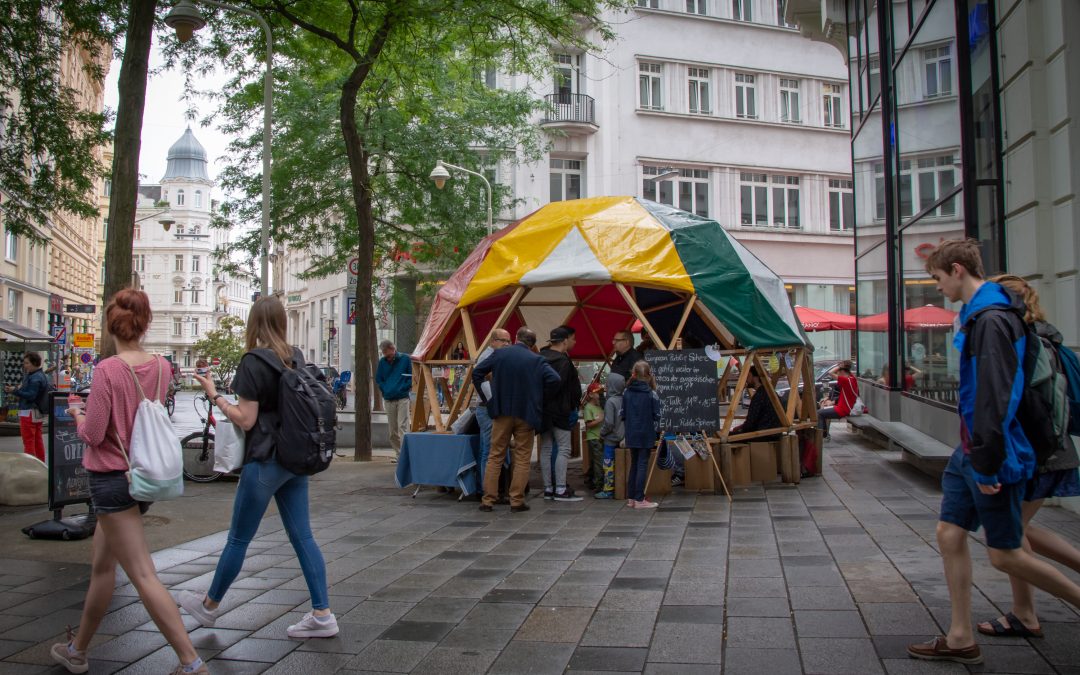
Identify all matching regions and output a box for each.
[162,127,210,181]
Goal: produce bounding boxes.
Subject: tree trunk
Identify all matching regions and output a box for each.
[101,0,156,357]
[341,69,374,462]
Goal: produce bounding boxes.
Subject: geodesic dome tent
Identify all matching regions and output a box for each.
[410,196,817,439]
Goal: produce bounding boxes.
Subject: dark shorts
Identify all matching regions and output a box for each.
[939,447,1024,550]
[88,470,151,515]
[1025,468,1080,501]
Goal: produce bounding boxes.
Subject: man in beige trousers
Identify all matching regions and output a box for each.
[376,340,412,461]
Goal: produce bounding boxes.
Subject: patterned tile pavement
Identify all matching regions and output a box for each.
[2,426,1080,674]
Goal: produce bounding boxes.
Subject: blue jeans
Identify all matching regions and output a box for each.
[475,405,493,483]
[208,457,329,609]
[627,448,650,501]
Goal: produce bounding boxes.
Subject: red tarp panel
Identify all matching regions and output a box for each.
[794,306,856,332]
[859,304,957,332]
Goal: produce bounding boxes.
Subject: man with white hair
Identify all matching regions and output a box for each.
[376,340,412,461]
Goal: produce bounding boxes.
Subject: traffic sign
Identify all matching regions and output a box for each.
[72,333,94,349]
[329,327,337,338]
[65,304,96,314]
[348,257,360,276]
[211,357,221,366]
[80,352,93,365]
[52,325,66,345]
[346,297,356,325]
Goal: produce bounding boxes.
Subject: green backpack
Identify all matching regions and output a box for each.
[1018,331,1071,466]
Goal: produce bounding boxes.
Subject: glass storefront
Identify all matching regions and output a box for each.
[848,0,1005,405]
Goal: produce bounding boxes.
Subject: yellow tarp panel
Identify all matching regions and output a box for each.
[459,197,693,307]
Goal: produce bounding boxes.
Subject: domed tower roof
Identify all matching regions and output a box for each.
[162,126,210,182]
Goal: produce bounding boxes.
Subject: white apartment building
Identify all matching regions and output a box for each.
[133,128,252,373]
[282,1,854,362]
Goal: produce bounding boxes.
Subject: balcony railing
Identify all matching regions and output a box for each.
[542,93,596,126]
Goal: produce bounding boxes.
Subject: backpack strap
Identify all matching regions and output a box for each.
[120,358,148,402]
[248,348,288,374]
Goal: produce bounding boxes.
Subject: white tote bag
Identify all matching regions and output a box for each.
[213,417,245,473]
[116,357,184,502]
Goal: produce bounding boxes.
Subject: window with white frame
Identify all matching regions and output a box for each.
[823,83,844,128]
[828,179,854,231]
[739,173,800,228]
[734,73,757,119]
[176,189,185,206]
[636,0,659,7]
[191,318,199,337]
[192,255,201,273]
[779,78,801,123]
[639,62,663,110]
[174,289,184,304]
[732,0,750,21]
[194,190,203,208]
[873,155,956,221]
[550,159,583,202]
[174,254,184,272]
[132,222,140,240]
[686,0,706,14]
[770,175,800,228]
[924,45,952,98]
[776,0,795,26]
[868,57,880,103]
[482,65,497,89]
[191,225,200,235]
[642,166,674,206]
[641,167,710,217]
[191,289,201,305]
[132,254,146,273]
[4,231,16,261]
[175,223,185,235]
[688,67,711,114]
[6,289,17,322]
[173,318,182,336]
[184,351,191,368]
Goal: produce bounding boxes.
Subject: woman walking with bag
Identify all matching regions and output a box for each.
[179,297,337,638]
[52,289,205,674]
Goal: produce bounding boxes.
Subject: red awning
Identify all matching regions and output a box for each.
[794,306,856,332]
[859,304,957,332]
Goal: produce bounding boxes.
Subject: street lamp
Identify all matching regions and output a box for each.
[158,217,176,232]
[165,0,272,298]
[428,160,493,236]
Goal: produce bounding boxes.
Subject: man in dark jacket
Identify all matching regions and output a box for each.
[376,340,412,461]
[732,367,781,442]
[5,352,47,461]
[610,330,643,380]
[472,327,560,512]
[908,239,1080,666]
[539,326,583,501]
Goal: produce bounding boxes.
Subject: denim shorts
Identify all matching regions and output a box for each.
[88,470,151,515]
[1025,468,1080,501]
[939,447,1024,550]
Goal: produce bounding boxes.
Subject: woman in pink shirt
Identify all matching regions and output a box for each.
[52,289,206,675]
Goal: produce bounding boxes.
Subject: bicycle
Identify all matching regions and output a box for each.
[332,370,351,410]
[181,393,221,482]
[165,386,176,417]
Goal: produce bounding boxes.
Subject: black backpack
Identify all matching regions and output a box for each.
[251,349,337,475]
[35,373,55,415]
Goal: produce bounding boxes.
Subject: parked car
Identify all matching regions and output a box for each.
[773,359,853,403]
[318,365,339,382]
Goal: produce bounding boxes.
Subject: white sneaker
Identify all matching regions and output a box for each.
[177,590,220,627]
[287,611,339,638]
[635,499,659,509]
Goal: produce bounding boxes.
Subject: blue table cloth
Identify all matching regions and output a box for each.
[395,432,481,495]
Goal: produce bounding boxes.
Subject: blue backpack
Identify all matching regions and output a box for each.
[1055,342,1080,434]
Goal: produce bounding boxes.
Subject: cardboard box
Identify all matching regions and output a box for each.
[749,441,779,482]
[614,447,670,500]
[684,454,715,492]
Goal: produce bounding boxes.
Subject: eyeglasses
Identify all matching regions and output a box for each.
[613,337,629,342]
[492,337,510,343]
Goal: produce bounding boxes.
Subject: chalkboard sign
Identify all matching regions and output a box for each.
[645,349,719,433]
[48,392,91,511]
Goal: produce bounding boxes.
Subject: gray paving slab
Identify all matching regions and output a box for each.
[724,647,803,675]
[799,637,885,674]
[487,640,575,675]
[646,622,723,664]
[580,611,657,648]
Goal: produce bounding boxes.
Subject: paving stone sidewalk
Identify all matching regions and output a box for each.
[2,427,1080,674]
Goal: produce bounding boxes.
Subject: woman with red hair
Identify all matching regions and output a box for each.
[52,289,206,675]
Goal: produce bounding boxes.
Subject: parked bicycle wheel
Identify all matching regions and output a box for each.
[181,430,221,482]
[166,394,175,417]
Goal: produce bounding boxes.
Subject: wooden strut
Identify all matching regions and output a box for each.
[720,352,752,437]
[669,294,697,350]
[473,286,528,357]
[752,352,791,428]
[615,283,665,349]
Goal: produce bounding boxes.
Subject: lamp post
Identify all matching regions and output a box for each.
[428,160,493,236]
[165,0,272,297]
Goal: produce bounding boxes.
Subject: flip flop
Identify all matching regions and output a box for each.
[976,612,1044,638]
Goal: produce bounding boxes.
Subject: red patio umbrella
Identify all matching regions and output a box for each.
[794,305,856,332]
[859,304,957,331]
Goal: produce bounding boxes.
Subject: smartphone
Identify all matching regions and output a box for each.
[196,367,209,376]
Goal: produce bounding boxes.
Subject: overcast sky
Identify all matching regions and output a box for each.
[103,42,232,189]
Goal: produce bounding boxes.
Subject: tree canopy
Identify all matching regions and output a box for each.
[0,0,124,241]
[169,0,629,458]
[193,313,246,385]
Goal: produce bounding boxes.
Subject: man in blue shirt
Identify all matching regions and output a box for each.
[376,340,412,461]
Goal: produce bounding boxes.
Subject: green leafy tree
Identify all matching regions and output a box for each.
[0,1,123,241]
[170,0,627,460]
[193,314,246,385]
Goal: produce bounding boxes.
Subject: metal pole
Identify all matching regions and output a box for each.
[439,161,493,236]
[193,0,272,296]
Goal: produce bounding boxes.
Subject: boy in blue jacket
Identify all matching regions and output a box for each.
[908,239,1080,665]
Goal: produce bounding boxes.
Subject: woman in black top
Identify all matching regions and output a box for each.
[178,297,338,639]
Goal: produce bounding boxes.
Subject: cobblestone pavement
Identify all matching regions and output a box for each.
[2,427,1080,674]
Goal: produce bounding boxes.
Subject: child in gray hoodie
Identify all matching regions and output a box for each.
[596,372,626,498]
